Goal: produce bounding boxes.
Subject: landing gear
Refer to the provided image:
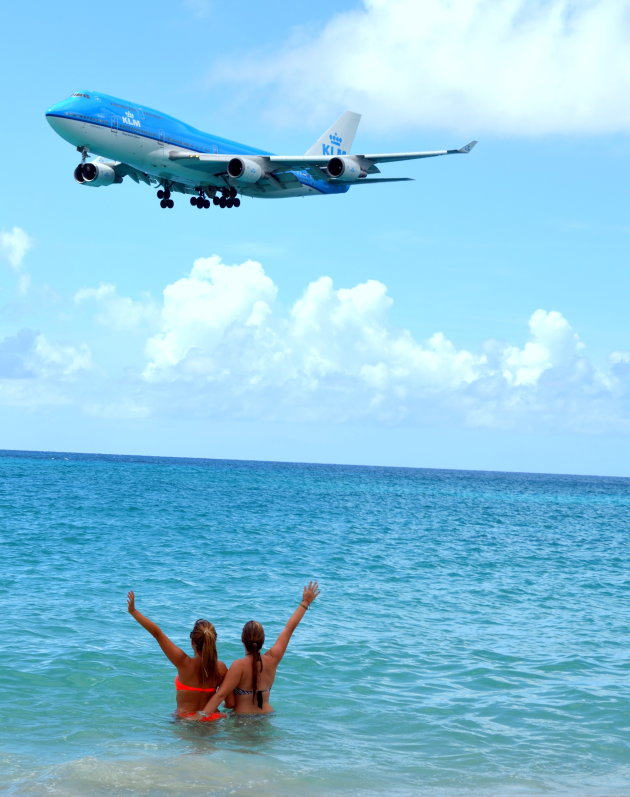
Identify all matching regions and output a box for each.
[213,187,240,208]
[191,190,210,209]
[157,187,174,208]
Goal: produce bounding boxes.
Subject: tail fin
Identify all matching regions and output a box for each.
[305,111,361,156]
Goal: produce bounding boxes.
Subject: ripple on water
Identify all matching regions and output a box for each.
[1,454,630,795]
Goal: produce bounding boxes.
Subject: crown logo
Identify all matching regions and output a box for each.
[329,133,343,146]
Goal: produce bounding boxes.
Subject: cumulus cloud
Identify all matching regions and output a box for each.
[209,0,630,135]
[31,335,92,378]
[501,309,585,386]
[0,329,91,381]
[138,255,630,433]
[74,282,158,330]
[144,256,277,379]
[1,255,629,433]
[0,227,33,294]
[0,329,92,409]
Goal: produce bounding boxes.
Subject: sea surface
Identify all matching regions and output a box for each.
[1,449,629,796]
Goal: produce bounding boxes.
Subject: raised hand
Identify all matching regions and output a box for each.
[127,590,136,613]
[302,580,320,606]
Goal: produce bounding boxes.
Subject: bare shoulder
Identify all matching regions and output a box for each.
[263,648,281,664]
[217,660,229,677]
[228,656,247,673]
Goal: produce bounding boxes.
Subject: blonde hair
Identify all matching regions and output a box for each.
[190,619,218,682]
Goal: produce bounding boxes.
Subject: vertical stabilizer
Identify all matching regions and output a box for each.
[305,111,361,156]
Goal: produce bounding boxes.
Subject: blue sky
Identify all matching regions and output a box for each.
[1,0,629,475]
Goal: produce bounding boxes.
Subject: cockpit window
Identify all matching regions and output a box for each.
[72,92,90,99]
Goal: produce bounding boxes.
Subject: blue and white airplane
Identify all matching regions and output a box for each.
[46,90,476,209]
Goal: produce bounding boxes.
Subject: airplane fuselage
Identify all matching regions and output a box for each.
[46,90,347,199]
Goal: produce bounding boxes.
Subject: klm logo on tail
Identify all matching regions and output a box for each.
[322,132,346,156]
[305,111,360,158]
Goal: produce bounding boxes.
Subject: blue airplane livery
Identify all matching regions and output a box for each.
[46,91,477,209]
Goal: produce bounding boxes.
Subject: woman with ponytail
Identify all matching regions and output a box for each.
[199,581,320,717]
[127,591,234,717]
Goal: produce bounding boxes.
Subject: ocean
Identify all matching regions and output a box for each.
[1,449,629,796]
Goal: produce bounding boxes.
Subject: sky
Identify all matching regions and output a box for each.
[1,0,629,476]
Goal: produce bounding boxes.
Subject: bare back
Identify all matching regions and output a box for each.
[175,658,228,714]
[230,652,280,714]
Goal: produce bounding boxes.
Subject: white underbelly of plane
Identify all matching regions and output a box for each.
[49,116,315,197]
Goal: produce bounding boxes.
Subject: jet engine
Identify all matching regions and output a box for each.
[327,156,367,181]
[74,161,118,187]
[227,157,265,184]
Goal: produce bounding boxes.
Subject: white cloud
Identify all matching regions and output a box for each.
[501,309,585,386]
[31,335,92,378]
[137,255,630,433]
[209,0,630,135]
[144,255,277,379]
[0,329,92,409]
[0,329,91,381]
[74,283,159,330]
[0,227,33,294]
[1,255,629,434]
[0,227,32,270]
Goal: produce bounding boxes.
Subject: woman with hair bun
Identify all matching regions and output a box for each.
[199,581,320,717]
[127,591,233,717]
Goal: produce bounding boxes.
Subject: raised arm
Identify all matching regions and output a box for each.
[267,581,320,665]
[127,591,188,668]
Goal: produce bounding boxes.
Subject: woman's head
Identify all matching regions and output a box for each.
[190,619,218,681]
[241,620,264,654]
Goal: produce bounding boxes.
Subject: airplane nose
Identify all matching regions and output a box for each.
[46,112,63,133]
[45,97,76,120]
[45,99,85,146]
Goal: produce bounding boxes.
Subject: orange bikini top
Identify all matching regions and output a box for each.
[174,675,217,693]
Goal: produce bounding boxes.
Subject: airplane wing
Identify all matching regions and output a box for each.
[167,151,323,189]
[265,141,477,172]
[168,141,477,179]
[359,140,477,164]
[168,152,230,174]
[114,161,158,186]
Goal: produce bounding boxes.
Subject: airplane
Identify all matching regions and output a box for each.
[45,90,477,210]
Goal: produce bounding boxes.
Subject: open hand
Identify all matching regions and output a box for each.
[127,591,135,614]
[302,580,320,606]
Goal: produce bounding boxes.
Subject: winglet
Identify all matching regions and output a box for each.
[458,140,477,154]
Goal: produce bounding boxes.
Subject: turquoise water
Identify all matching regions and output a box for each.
[1,449,629,796]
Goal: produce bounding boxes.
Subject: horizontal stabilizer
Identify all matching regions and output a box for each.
[351,177,414,184]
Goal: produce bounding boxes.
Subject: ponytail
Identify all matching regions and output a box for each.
[241,620,265,707]
[250,644,263,707]
[190,620,218,682]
